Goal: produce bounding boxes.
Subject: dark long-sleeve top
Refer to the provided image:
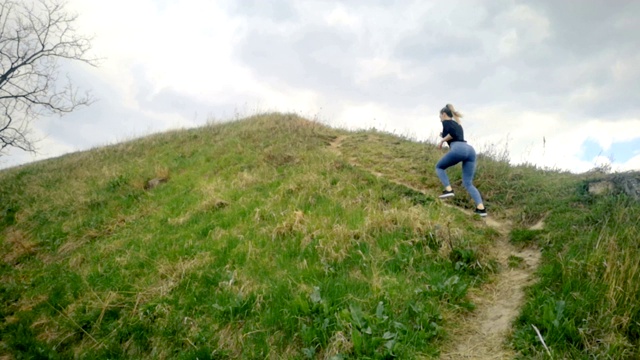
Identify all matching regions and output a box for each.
[441,120,466,146]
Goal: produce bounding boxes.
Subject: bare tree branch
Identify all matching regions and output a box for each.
[0,0,96,156]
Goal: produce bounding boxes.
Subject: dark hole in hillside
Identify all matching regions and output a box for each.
[1,206,17,227]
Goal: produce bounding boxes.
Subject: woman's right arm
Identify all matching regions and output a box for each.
[439,134,453,149]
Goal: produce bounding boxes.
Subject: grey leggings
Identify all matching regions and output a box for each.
[435,142,484,206]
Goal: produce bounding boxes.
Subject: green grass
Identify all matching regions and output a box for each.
[511,194,640,358]
[1,113,639,359]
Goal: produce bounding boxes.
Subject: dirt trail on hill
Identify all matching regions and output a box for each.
[328,135,541,359]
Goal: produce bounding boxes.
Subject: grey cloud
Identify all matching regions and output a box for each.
[29,63,128,149]
[232,0,639,120]
[38,101,144,150]
[226,0,297,22]
[527,1,640,58]
[37,64,231,154]
[232,2,507,109]
[496,1,640,116]
[238,24,360,96]
[395,34,483,63]
[130,66,245,122]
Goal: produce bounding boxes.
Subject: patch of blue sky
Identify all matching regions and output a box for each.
[580,139,603,162]
[580,138,640,163]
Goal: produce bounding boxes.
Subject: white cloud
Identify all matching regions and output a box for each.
[0,124,77,169]
[466,107,640,172]
[68,0,253,103]
[619,154,640,172]
[581,118,640,151]
[354,57,408,84]
[325,5,360,28]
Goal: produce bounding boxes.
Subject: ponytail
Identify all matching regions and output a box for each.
[445,104,463,123]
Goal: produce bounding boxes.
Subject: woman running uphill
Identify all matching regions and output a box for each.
[436,104,487,217]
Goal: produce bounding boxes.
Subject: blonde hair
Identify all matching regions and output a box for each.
[445,104,463,123]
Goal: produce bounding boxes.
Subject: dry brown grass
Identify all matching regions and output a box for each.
[323,331,353,359]
[603,230,640,335]
[315,224,355,263]
[1,228,36,264]
[215,323,246,358]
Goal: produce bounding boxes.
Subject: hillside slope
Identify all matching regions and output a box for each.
[1,113,639,359]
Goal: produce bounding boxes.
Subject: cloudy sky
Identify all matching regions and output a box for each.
[2,0,639,172]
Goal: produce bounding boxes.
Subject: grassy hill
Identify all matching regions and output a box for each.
[1,113,638,359]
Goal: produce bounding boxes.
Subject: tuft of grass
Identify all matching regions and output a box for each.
[508,255,525,269]
[510,228,545,245]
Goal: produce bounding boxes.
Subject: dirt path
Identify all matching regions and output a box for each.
[327,135,541,359]
[439,223,540,359]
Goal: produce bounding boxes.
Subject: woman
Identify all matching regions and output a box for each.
[435,104,487,217]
